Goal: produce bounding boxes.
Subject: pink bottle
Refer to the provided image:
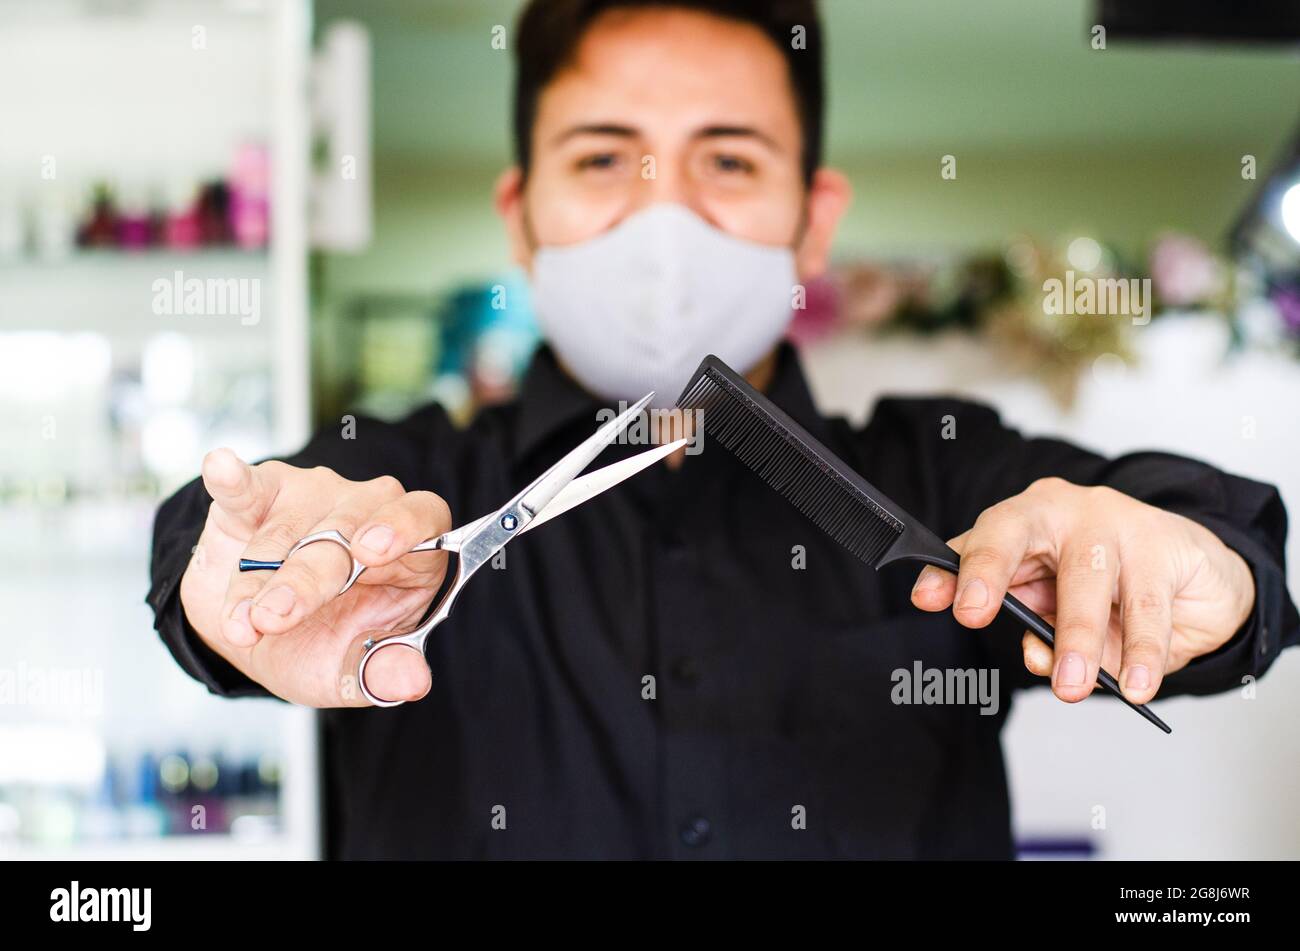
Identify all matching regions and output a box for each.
[229,142,270,249]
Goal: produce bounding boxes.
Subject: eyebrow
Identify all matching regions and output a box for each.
[551,123,637,146]
[551,122,782,153]
[694,125,782,153]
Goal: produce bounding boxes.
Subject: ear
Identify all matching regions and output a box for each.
[494,166,533,270]
[794,167,852,281]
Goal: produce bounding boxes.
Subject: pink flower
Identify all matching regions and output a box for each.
[1149,233,1221,308]
[787,275,840,344]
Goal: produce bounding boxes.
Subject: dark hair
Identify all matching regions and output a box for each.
[512,0,824,184]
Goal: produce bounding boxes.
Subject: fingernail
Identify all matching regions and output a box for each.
[1125,664,1150,692]
[359,525,394,555]
[228,600,254,642]
[257,585,295,616]
[956,578,988,610]
[911,570,942,596]
[1058,651,1087,687]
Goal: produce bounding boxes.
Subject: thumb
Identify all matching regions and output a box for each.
[202,448,275,533]
[352,640,432,707]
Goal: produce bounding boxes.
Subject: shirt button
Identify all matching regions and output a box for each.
[671,656,701,686]
[679,815,711,848]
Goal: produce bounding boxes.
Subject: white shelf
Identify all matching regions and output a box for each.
[0,249,269,271]
[0,251,274,337]
[0,0,318,860]
[0,835,313,862]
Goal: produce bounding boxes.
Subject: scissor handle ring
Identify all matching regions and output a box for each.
[354,548,463,708]
[287,528,350,558]
[287,530,366,594]
[357,631,429,708]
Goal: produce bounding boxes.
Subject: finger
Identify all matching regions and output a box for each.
[1014,579,1060,676]
[910,531,967,612]
[951,503,1035,629]
[247,479,404,634]
[1009,576,1057,619]
[218,509,320,644]
[1015,585,1127,680]
[1022,629,1054,677]
[202,449,280,536]
[1116,549,1175,704]
[351,490,453,569]
[354,639,432,706]
[1050,536,1119,702]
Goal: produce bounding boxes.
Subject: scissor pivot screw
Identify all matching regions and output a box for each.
[500,513,519,531]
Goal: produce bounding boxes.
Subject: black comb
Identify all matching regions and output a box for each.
[677,354,1170,734]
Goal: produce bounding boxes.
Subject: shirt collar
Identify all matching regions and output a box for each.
[511,342,830,464]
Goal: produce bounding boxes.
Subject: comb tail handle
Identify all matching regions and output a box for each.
[882,525,1172,734]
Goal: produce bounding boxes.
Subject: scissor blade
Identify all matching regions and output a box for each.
[521,438,688,535]
[517,391,655,520]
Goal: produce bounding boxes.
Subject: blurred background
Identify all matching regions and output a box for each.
[1,0,1298,859]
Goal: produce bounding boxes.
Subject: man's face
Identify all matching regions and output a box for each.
[497,7,850,281]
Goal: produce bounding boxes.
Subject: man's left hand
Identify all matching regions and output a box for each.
[910,477,1257,704]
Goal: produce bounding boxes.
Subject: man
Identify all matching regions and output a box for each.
[149,0,1297,858]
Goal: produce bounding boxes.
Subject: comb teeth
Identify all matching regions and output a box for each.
[678,365,904,567]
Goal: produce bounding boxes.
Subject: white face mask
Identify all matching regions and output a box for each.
[529,204,797,408]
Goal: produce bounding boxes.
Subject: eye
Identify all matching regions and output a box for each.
[710,153,755,175]
[576,152,622,172]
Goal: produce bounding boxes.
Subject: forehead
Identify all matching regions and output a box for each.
[534,7,801,140]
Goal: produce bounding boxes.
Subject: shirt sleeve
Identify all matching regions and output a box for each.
[865,396,1299,699]
[145,403,459,699]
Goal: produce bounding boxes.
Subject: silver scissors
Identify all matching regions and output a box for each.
[239,392,684,707]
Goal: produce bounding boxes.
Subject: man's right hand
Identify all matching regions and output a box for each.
[178,448,452,707]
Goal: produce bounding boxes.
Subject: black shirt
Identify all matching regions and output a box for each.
[148,344,1297,859]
